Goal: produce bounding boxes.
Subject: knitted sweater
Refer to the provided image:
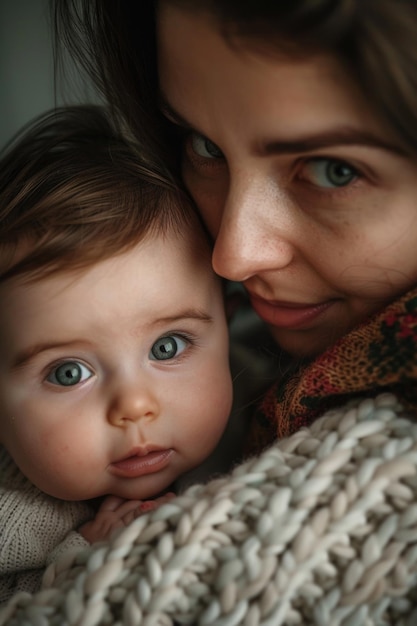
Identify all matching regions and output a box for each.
[0,447,94,603]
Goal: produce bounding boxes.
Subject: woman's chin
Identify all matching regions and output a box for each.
[268,325,341,360]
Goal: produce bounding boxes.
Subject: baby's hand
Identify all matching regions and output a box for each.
[79,496,143,543]
[79,493,175,543]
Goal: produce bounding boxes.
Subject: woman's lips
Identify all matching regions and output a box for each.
[248,293,336,329]
[109,448,173,479]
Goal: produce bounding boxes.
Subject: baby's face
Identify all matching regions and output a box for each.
[0,230,232,501]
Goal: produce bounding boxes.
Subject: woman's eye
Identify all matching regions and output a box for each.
[47,361,93,386]
[300,158,358,188]
[150,335,188,361]
[189,133,224,159]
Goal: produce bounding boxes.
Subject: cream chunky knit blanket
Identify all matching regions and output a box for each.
[2,393,417,625]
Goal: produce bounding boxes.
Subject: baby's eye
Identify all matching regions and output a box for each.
[47,361,93,386]
[150,335,188,361]
[189,133,224,159]
[300,158,358,188]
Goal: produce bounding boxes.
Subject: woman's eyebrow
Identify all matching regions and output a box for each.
[158,94,406,157]
[260,127,407,157]
[158,94,193,128]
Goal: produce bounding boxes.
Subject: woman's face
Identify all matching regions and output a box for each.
[157,4,417,358]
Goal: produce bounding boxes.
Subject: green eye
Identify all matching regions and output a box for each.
[190,133,224,159]
[47,361,93,386]
[150,335,187,361]
[305,158,358,188]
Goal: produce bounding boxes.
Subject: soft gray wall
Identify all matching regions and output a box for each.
[0,0,97,149]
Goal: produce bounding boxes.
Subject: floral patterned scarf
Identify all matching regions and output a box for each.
[248,287,417,452]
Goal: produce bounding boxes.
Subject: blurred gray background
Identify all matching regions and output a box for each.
[0,0,96,149]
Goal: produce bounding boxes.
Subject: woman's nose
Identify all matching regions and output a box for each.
[107,380,159,427]
[211,177,295,283]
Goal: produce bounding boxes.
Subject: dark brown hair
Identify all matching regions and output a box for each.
[53,2,177,177]
[0,105,199,281]
[52,0,417,163]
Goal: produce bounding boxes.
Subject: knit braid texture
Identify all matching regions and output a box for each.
[2,393,417,625]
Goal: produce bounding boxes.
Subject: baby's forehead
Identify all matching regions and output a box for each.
[0,231,221,328]
[0,215,212,288]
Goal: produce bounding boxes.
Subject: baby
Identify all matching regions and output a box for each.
[0,105,232,601]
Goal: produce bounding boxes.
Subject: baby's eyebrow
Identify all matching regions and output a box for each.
[11,340,87,370]
[153,309,213,325]
[11,311,213,369]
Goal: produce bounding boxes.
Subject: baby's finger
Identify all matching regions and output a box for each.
[137,500,159,514]
[98,495,126,512]
[113,498,144,517]
[120,509,139,525]
[156,492,176,505]
[136,492,176,515]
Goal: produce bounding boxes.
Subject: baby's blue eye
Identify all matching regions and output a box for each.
[190,133,224,159]
[47,361,93,386]
[150,335,188,361]
[304,158,358,188]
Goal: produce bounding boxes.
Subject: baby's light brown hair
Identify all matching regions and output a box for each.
[0,105,201,282]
